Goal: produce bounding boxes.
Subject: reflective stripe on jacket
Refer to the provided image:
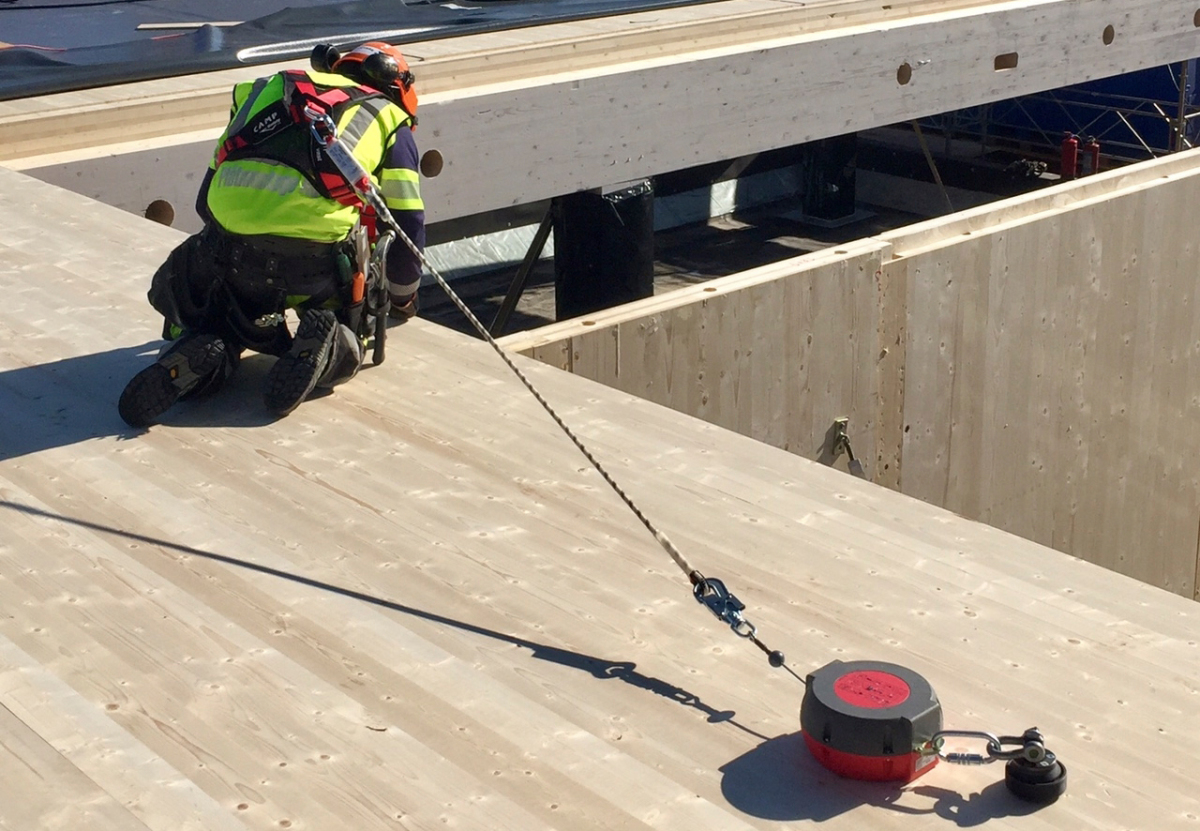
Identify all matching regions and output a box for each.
[205,70,421,242]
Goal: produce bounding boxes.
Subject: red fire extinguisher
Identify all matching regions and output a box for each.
[1081,136,1100,175]
[1060,132,1079,180]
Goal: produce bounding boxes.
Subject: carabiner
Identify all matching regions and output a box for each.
[693,575,756,637]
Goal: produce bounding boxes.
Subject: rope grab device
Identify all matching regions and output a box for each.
[302,45,1067,805]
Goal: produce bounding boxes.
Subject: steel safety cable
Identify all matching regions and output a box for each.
[383,218,791,671]
[306,105,787,665]
[387,224,702,585]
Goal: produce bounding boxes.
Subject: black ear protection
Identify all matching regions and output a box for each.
[310,43,341,73]
[310,43,414,90]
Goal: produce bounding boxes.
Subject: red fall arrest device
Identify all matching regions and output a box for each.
[800,660,942,783]
[799,659,1068,804]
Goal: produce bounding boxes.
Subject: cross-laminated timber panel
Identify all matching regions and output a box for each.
[885,160,1200,599]
[5,0,1200,227]
[3,164,1200,829]
[504,148,1200,599]
[1,0,989,163]
[426,0,1200,221]
[506,239,892,478]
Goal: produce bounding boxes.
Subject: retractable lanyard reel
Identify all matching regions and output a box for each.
[303,52,1066,806]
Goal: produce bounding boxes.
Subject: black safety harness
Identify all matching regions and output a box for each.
[206,70,404,356]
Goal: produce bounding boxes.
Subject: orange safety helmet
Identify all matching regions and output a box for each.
[313,41,418,123]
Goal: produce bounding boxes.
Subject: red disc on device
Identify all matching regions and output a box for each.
[833,670,911,709]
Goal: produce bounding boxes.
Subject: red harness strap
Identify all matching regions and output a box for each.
[216,71,387,209]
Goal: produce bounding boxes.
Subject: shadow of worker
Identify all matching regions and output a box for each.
[1,342,155,460]
[0,341,274,461]
[720,733,1047,824]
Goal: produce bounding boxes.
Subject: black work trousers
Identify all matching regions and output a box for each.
[148,225,350,356]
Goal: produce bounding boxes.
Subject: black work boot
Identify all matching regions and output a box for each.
[316,323,364,390]
[118,333,228,428]
[263,308,337,416]
[181,345,241,400]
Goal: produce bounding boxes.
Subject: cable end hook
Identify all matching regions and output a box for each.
[692,574,750,633]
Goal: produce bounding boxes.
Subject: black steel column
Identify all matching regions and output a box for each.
[553,180,655,321]
[800,133,858,222]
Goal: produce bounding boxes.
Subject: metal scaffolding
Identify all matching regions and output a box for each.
[921,62,1200,167]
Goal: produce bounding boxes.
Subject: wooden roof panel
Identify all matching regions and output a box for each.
[1,166,1198,828]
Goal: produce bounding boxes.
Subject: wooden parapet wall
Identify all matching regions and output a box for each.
[506,149,1200,599]
[505,240,891,476]
[887,158,1200,598]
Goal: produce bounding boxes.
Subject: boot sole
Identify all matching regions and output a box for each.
[263,310,337,417]
[118,335,226,428]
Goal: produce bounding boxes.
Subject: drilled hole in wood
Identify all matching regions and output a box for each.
[1102,24,1115,44]
[994,52,1019,71]
[703,287,717,292]
[897,62,913,85]
[1194,9,1200,27]
[144,199,175,226]
[582,320,596,326]
[419,149,444,177]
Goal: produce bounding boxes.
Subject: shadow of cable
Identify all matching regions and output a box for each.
[0,498,767,742]
[906,781,1043,827]
[720,734,1050,824]
[2,501,1064,822]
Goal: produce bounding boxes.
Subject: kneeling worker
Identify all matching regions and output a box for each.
[120,41,425,428]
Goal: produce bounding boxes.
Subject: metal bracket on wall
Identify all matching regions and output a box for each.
[831,417,868,480]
